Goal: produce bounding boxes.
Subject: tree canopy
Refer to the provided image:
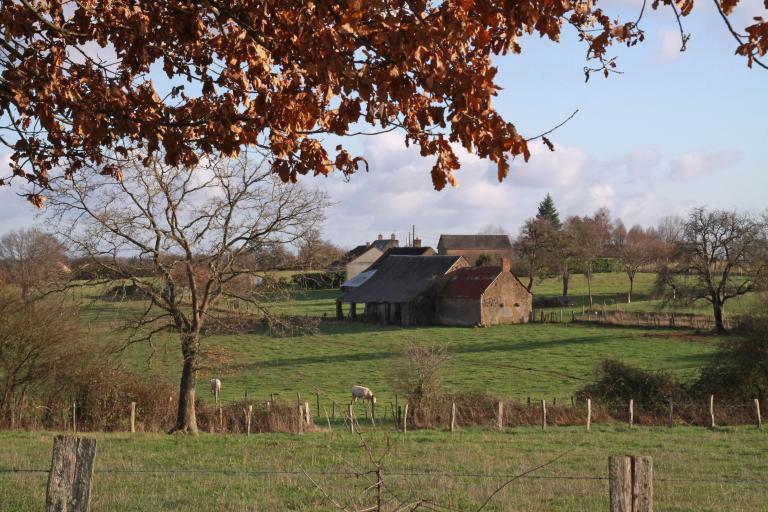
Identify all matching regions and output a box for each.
[535,193,561,229]
[1,0,766,206]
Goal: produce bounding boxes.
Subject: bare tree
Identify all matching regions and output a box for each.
[477,224,510,236]
[568,209,612,306]
[673,208,767,333]
[295,228,344,271]
[652,215,686,244]
[548,225,578,297]
[45,150,330,434]
[513,218,555,292]
[0,229,69,300]
[0,287,80,427]
[612,222,665,303]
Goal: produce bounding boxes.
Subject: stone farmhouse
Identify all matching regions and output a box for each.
[437,234,514,266]
[331,233,400,281]
[337,255,532,327]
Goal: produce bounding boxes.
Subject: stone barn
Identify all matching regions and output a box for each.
[437,259,532,326]
[437,234,514,266]
[339,255,468,326]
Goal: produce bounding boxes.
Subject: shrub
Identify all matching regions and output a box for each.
[292,270,344,289]
[390,342,450,427]
[692,310,768,401]
[576,359,686,415]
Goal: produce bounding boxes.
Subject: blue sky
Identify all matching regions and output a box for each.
[1,1,766,249]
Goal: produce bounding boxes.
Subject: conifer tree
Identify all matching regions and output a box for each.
[536,194,562,229]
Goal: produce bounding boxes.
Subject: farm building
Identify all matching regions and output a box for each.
[437,234,514,265]
[338,255,469,326]
[339,245,436,291]
[331,233,400,281]
[436,259,532,326]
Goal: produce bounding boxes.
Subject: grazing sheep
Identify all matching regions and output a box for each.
[351,385,376,405]
[210,378,221,402]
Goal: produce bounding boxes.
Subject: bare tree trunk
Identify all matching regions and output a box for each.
[526,274,534,292]
[712,298,726,334]
[628,274,634,304]
[171,333,200,434]
[562,269,569,296]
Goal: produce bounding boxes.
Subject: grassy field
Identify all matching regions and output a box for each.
[4,271,764,511]
[71,271,747,407]
[2,427,767,511]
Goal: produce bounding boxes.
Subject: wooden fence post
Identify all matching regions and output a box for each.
[540,400,547,430]
[608,455,653,512]
[586,399,592,431]
[46,436,97,512]
[755,399,762,429]
[348,404,354,434]
[130,402,136,434]
[297,405,304,435]
[72,402,77,433]
[402,404,409,434]
[709,395,715,428]
[629,399,634,428]
[218,405,224,432]
[304,401,311,426]
[246,405,252,435]
[450,402,457,433]
[497,401,504,431]
[316,393,320,418]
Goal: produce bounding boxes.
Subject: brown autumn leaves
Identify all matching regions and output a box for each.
[0,0,765,207]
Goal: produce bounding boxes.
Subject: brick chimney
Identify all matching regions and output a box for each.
[377,234,383,240]
[413,237,422,248]
[501,257,511,273]
[390,232,396,240]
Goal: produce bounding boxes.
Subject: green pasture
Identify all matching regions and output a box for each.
[2,427,767,511]
[66,271,755,407]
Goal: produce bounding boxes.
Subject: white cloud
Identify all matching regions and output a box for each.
[313,136,750,249]
[507,143,591,189]
[668,149,739,180]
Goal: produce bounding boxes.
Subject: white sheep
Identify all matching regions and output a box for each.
[210,378,221,402]
[351,385,376,405]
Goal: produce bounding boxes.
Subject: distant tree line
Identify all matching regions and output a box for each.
[513,194,768,333]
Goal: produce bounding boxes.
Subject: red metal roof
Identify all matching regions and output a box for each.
[441,266,501,299]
